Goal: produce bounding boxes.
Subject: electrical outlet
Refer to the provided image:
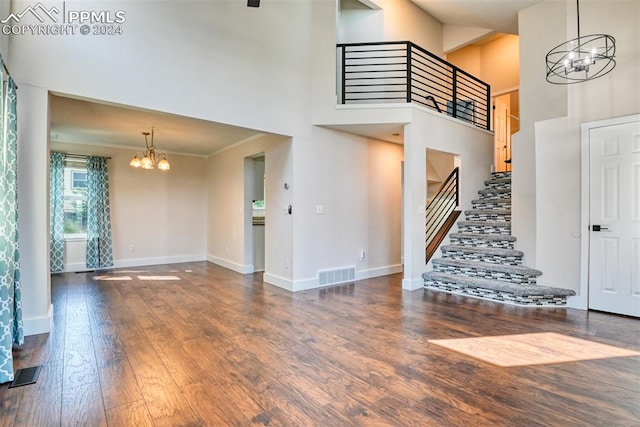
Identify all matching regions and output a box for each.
[359,249,365,261]
[284,259,289,269]
[129,245,135,252]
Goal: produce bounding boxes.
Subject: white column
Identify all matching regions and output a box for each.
[17,83,52,335]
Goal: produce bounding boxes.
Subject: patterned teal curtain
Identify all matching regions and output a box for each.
[49,152,65,272]
[86,156,113,269]
[0,61,24,384]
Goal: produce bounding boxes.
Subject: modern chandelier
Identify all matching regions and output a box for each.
[545,0,616,84]
[129,128,170,171]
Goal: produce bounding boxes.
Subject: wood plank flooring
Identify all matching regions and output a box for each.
[1,262,639,426]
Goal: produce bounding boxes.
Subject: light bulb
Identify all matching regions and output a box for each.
[129,156,141,168]
[141,155,153,169]
[158,158,170,171]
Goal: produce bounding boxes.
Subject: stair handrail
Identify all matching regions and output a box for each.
[425,167,460,262]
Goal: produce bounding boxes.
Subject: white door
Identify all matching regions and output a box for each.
[588,121,640,317]
[493,95,511,172]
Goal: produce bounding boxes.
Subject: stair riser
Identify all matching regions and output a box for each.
[424,281,570,306]
[432,265,538,285]
[472,201,511,209]
[479,190,511,199]
[457,224,510,234]
[450,236,514,249]
[490,172,511,179]
[465,212,511,222]
[485,183,511,191]
[442,252,522,266]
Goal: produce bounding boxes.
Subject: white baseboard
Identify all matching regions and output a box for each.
[59,254,207,273]
[292,277,322,292]
[402,277,424,290]
[207,254,254,274]
[566,294,588,310]
[265,264,403,293]
[263,273,293,291]
[23,303,53,336]
[62,262,87,273]
[356,264,403,280]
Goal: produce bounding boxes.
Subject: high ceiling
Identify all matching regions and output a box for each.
[410,0,543,35]
[50,1,538,153]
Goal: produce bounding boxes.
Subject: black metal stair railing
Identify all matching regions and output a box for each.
[337,41,491,130]
[425,167,460,262]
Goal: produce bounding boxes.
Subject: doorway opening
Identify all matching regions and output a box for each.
[245,154,266,272]
[492,91,519,172]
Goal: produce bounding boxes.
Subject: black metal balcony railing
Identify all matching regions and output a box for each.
[337,41,491,130]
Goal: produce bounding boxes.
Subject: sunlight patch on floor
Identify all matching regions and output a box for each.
[137,275,181,281]
[93,275,132,281]
[429,332,640,367]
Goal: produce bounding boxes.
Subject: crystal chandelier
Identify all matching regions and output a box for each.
[545,0,616,84]
[129,128,170,171]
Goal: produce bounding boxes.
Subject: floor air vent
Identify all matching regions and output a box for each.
[9,366,42,388]
[318,266,356,287]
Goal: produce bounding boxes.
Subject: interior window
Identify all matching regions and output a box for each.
[64,164,88,237]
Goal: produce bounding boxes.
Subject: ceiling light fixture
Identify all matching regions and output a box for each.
[129,128,170,171]
[545,0,616,84]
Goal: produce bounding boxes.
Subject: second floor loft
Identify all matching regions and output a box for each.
[337,41,491,131]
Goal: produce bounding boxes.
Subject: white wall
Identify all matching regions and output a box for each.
[446,35,520,95]
[50,141,208,271]
[516,0,640,300]
[338,0,443,55]
[403,108,493,289]
[0,1,9,60]
[512,0,567,268]
[206,134,292,283]
[290,126,404,290]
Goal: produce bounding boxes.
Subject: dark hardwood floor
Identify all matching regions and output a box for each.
[1,262,639,426]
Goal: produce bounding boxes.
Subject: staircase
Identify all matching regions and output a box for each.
[423,171,576,306]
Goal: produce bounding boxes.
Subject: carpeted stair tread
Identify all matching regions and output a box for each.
[471,198,511,206]
[484,177,511,186]
[478,187,511,196]
[441,245,523,258]
[432,258,542,277]
[423,272,576,297]
[458,220,511,227]
[450,233,517,242]
[464,208,511,216]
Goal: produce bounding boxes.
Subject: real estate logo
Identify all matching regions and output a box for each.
[1,2,126,36]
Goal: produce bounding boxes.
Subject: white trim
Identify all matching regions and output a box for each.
[114,254,206,269]
[264,265,403,293]
[492,86,519,97]
[207,254,254,274]
[355,0,381,10]
[63,234,87,242]
[356,264,403,280]
[55,253,207,274]
[208,133,269,157]
[263,272,293,291]
[579,113,640,311]
[402,277,424,290]
[23,304,53,336]
[291,277,321,292]
[62,261,87,273]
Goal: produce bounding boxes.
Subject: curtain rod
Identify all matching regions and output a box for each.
[63,153,112,160]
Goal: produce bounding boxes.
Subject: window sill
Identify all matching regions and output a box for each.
[64,234,87,242]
